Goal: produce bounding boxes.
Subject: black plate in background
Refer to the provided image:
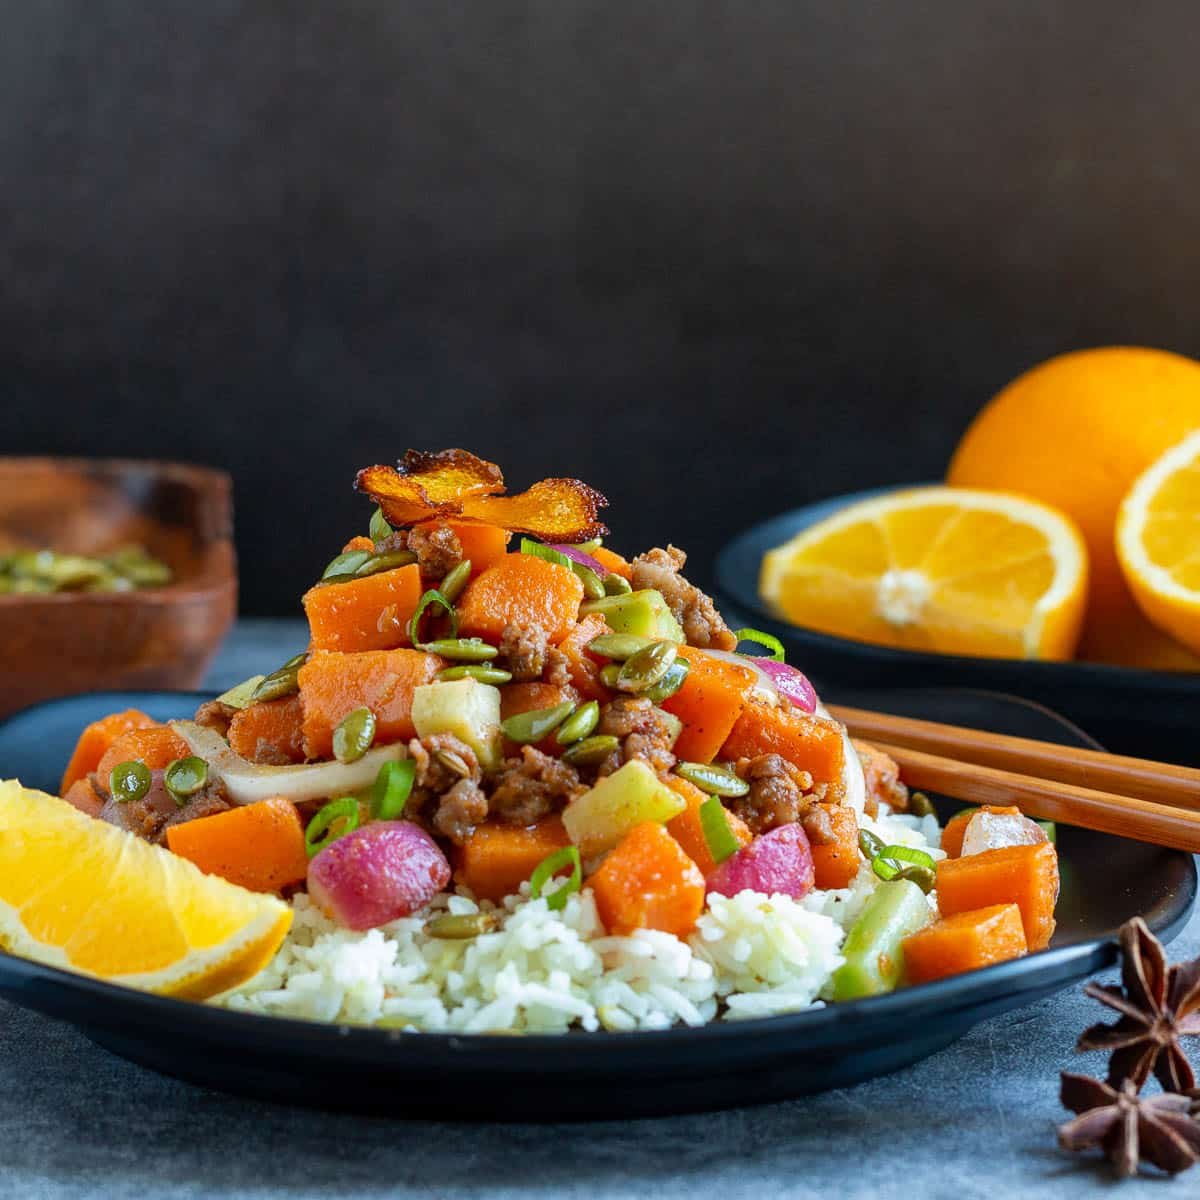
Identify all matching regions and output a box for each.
[716,490,1200,764]
[0,689,1193,1120]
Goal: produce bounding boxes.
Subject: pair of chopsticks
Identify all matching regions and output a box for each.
[829,705,1200,854]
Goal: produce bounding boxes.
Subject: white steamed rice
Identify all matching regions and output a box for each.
[218,802,942,1033]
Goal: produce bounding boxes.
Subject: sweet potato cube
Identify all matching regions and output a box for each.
[664,775,752,877]
[720,701,846,790]
[810,805,861,890]
[587,821,706,937]
[456,555,584,644]
[453,818,570,903]
[903,903,1028,983]
[935,841,1059,951]
[228,695,306,765]
[61,708,159,793]
[303,563,422,653]
[661,647,757,763]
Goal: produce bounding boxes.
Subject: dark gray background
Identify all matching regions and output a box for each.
[1,1,1196,613]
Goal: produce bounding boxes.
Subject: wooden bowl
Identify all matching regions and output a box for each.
[0,458,237,719]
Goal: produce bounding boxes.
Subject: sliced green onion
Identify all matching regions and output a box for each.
[369,505,393,544]
[109,760,151,805]
[408,588,458,649]
[858,829,887,862]
[699,795,741,865]
[732,627,785,663]
[879,844,935,869]
[519,538,573,570]
[305,797,361,859]
[372,758,416,820]
[164,755,209,803]
[322,549,372,580]
[529,845,582,911]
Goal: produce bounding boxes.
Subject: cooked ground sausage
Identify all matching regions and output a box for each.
[406,522,462,580]
[488,746,583,826]
[729,753,819,835]
[596,696,678,776]
[854,740,908,816]
[97,772,232,844]
[433,779,489,845]
[193,700,236,738]
[629,545,737,650]
[499,622,550,682]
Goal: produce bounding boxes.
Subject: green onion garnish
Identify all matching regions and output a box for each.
[870,842,936,882]
[732,627,785,662]
[372,758,416,820]
[519,537,574,570]
[305,797,361,859]
[109,759,152,805]
[369,505,393,544]
[699,795,741,865]
[529,846,582,911]
[408,587,459,649]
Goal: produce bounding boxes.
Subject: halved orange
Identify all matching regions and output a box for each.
[759,487,1088,660]
[0,781,291,999]
[1116,431,1200,657]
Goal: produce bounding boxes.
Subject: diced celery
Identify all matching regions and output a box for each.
[580,590,685,642]
[830,879,932,1001]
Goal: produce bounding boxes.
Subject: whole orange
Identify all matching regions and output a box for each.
[947,347,1200,667]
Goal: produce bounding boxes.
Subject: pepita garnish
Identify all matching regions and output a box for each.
[674,761,750,798]
[425,912,498,939]
[250,652,307,703]
[332,706,377,763]
[555,700,600,746]
[439,560,473,604]
[501,702,575,745]
[354,549,417,577]
[896,864,937,894]
[561,734,620,766]
[641,657,690,703]
[0,545,172,593]
[908,791,936,818]
[585,632,655,661]
[602,573,633,596]
[573,563,606,601]
[420,637,498,663]
[434,749,473,778]
[616,640,677,693]
[598,663,622,689]
[436,664,513,684]
[214,674,266,710]
[321,549,372,580]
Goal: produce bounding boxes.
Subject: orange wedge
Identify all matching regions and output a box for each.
[1116,431,1200,657]
[0,781,291,999]
[759,487,1088,660]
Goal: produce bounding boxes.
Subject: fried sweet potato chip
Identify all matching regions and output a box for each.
[460,479,608,542]
[356,451,608,542]
[356,449,505,526]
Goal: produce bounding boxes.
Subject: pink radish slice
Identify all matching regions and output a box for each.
[706,824,815,900]
[755,660,818,713]
[308,821,451,931]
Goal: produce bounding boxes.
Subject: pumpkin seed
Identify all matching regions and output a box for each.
[420,637,499,663]
[616,640,677,693]
[250,653,305,703]
[332,706,377,763]
[603,573,632,596]
[109,760,151,805]
[425,912,499,939]
[321,549,372,580]
[437,664,513,684]
[561,734,620,767]
[908,791,936,818]
[164,755,209,803]
[555,700,599,746]
[571,538,603,554]
[369,506,393,544]
[214,674,266,710]
[674,761,749,798]
[115,559,172,587]
[642,657,690,703]
[573,563,606,601]
[896,864,936,894]
[585,633,655,661]
[858,829,887,862]
[598,663,622,689]
[355,549,417,577]
[439,559,472,604]
[434,749,472,778]
[501,702,575,744]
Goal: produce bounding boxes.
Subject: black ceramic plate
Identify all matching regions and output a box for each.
[0,689,1193,1120]
[715,488,1200,764]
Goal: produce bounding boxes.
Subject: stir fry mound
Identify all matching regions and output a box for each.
[47,451,1061,1023]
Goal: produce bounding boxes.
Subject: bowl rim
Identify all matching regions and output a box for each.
[0,455,235,605]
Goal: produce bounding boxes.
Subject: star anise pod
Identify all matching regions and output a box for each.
[1058,1073,1200,1177]
[1077,917,1200,1091]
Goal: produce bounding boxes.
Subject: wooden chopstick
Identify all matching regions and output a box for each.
[830,704,1200,815]
[868,740,1200,854]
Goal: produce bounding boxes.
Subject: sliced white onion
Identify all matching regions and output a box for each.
[961,809,1048,856]
[172,721,407,806]
[703,649,784,706]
